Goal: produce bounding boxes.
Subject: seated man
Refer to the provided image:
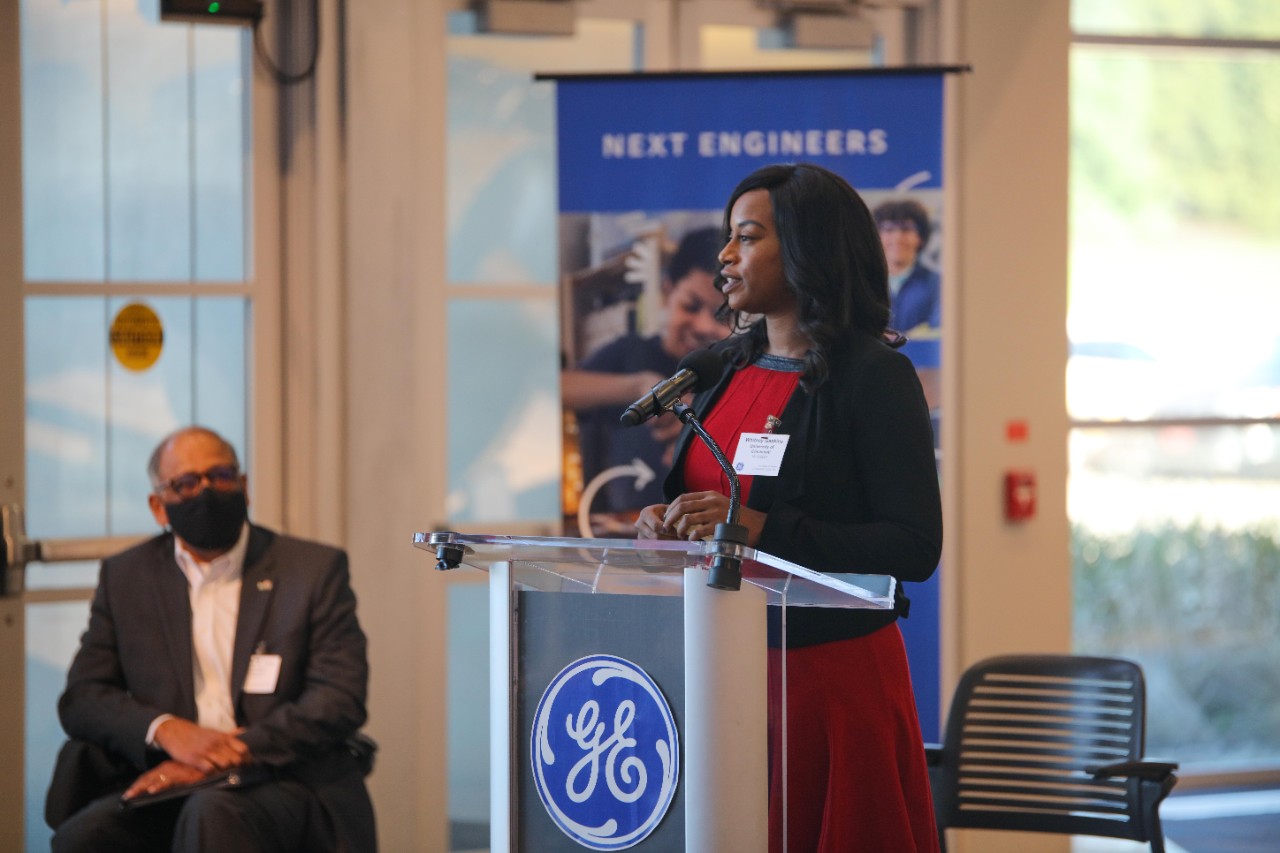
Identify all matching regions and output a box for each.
[49,426,376,852]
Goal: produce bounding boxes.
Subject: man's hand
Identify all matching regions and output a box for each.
[122,759,209,801]
[154,717,251,773]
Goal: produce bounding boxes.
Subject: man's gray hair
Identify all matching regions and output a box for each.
[147,426,241,489]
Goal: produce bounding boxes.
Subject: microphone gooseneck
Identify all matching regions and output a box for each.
[678,411,740,526]
[671,399,748,592]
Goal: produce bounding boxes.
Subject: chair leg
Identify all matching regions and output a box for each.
[1145,792,1166,853]
[1152,794,1172,850]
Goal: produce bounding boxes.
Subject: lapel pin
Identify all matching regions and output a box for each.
[257,579,273,592]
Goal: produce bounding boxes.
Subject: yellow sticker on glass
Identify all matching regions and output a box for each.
[109,303,164,372]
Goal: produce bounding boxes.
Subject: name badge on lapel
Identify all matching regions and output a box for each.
[244,647,282,694]
[732,433,790,476]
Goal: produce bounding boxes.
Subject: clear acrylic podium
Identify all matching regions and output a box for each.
[414,531,896,853]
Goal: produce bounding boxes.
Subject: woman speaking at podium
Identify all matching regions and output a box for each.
[636,162,942,853]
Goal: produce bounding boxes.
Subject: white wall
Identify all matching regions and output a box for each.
[343,3,450,850]
[944,0,1071,691]
[942,0,1072,849]
[0,1,24,843]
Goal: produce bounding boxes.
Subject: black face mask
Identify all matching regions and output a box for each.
[165,488,248,551]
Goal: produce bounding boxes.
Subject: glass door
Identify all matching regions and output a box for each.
[2,2,259,849]
[443,11,646,845]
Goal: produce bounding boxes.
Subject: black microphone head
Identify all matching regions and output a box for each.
[677,348,725,392]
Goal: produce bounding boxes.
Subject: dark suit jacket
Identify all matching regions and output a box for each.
[892,261,941,331]
[55,524,376,852]
[665,331,943,647]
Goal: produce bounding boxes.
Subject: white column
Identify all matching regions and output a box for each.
[683,568,768,852]
[488,562,513,853]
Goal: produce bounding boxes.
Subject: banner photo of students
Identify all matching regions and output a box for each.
[554,69,947,738]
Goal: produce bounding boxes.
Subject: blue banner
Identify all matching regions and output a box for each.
[556,72,943,211]
[555,70,945,742]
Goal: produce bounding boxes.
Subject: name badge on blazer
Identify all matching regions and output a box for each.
[244,652,282,694]
[732,433,790,476]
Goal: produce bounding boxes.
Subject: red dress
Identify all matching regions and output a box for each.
[682,359,939,853]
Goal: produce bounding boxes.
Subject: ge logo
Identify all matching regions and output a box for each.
[531,655,679,850]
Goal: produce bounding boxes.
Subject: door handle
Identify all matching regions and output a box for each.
[2,503,147,598]
[1,503,37,598]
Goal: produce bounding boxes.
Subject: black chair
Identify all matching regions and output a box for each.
[925,654,1178,852]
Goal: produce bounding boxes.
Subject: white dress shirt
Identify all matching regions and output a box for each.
[145,523,250,744]
[889,267,909,299]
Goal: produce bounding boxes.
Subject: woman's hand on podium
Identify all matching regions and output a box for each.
[637,492,765,546]
[635,503,678,540]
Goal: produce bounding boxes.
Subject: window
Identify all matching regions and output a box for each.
[442,12,643,842]
[19,2,254,849]
[444,14,640,524]
[1070,1,1280,772]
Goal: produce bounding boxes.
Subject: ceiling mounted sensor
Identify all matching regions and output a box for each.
[160,0,264,26]
[475,0,576,37]
[783,10,875,50]
[764,1,878,50]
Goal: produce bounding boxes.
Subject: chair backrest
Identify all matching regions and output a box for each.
[934,654,1158,843]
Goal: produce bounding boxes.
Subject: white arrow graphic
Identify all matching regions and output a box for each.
[577,457,656,538]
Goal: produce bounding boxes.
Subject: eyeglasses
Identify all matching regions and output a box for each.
[156,465,241,499]
[877,221,919,235]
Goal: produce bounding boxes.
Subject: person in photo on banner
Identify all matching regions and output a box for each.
[564,226,729,518]
[47,426,376,853]
[874,195,942,436]
[635,163,942,852]
[874,196,940,334]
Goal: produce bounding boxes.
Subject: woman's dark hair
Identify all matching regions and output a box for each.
[716,162,891,390]
[872,197,933,247]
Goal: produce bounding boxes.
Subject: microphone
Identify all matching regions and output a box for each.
[619,347,745,590]
[619,348,724,428]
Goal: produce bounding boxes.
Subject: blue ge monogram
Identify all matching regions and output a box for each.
[531,654,679,850]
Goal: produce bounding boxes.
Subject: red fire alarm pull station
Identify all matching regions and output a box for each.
[1004,470,1036,521]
